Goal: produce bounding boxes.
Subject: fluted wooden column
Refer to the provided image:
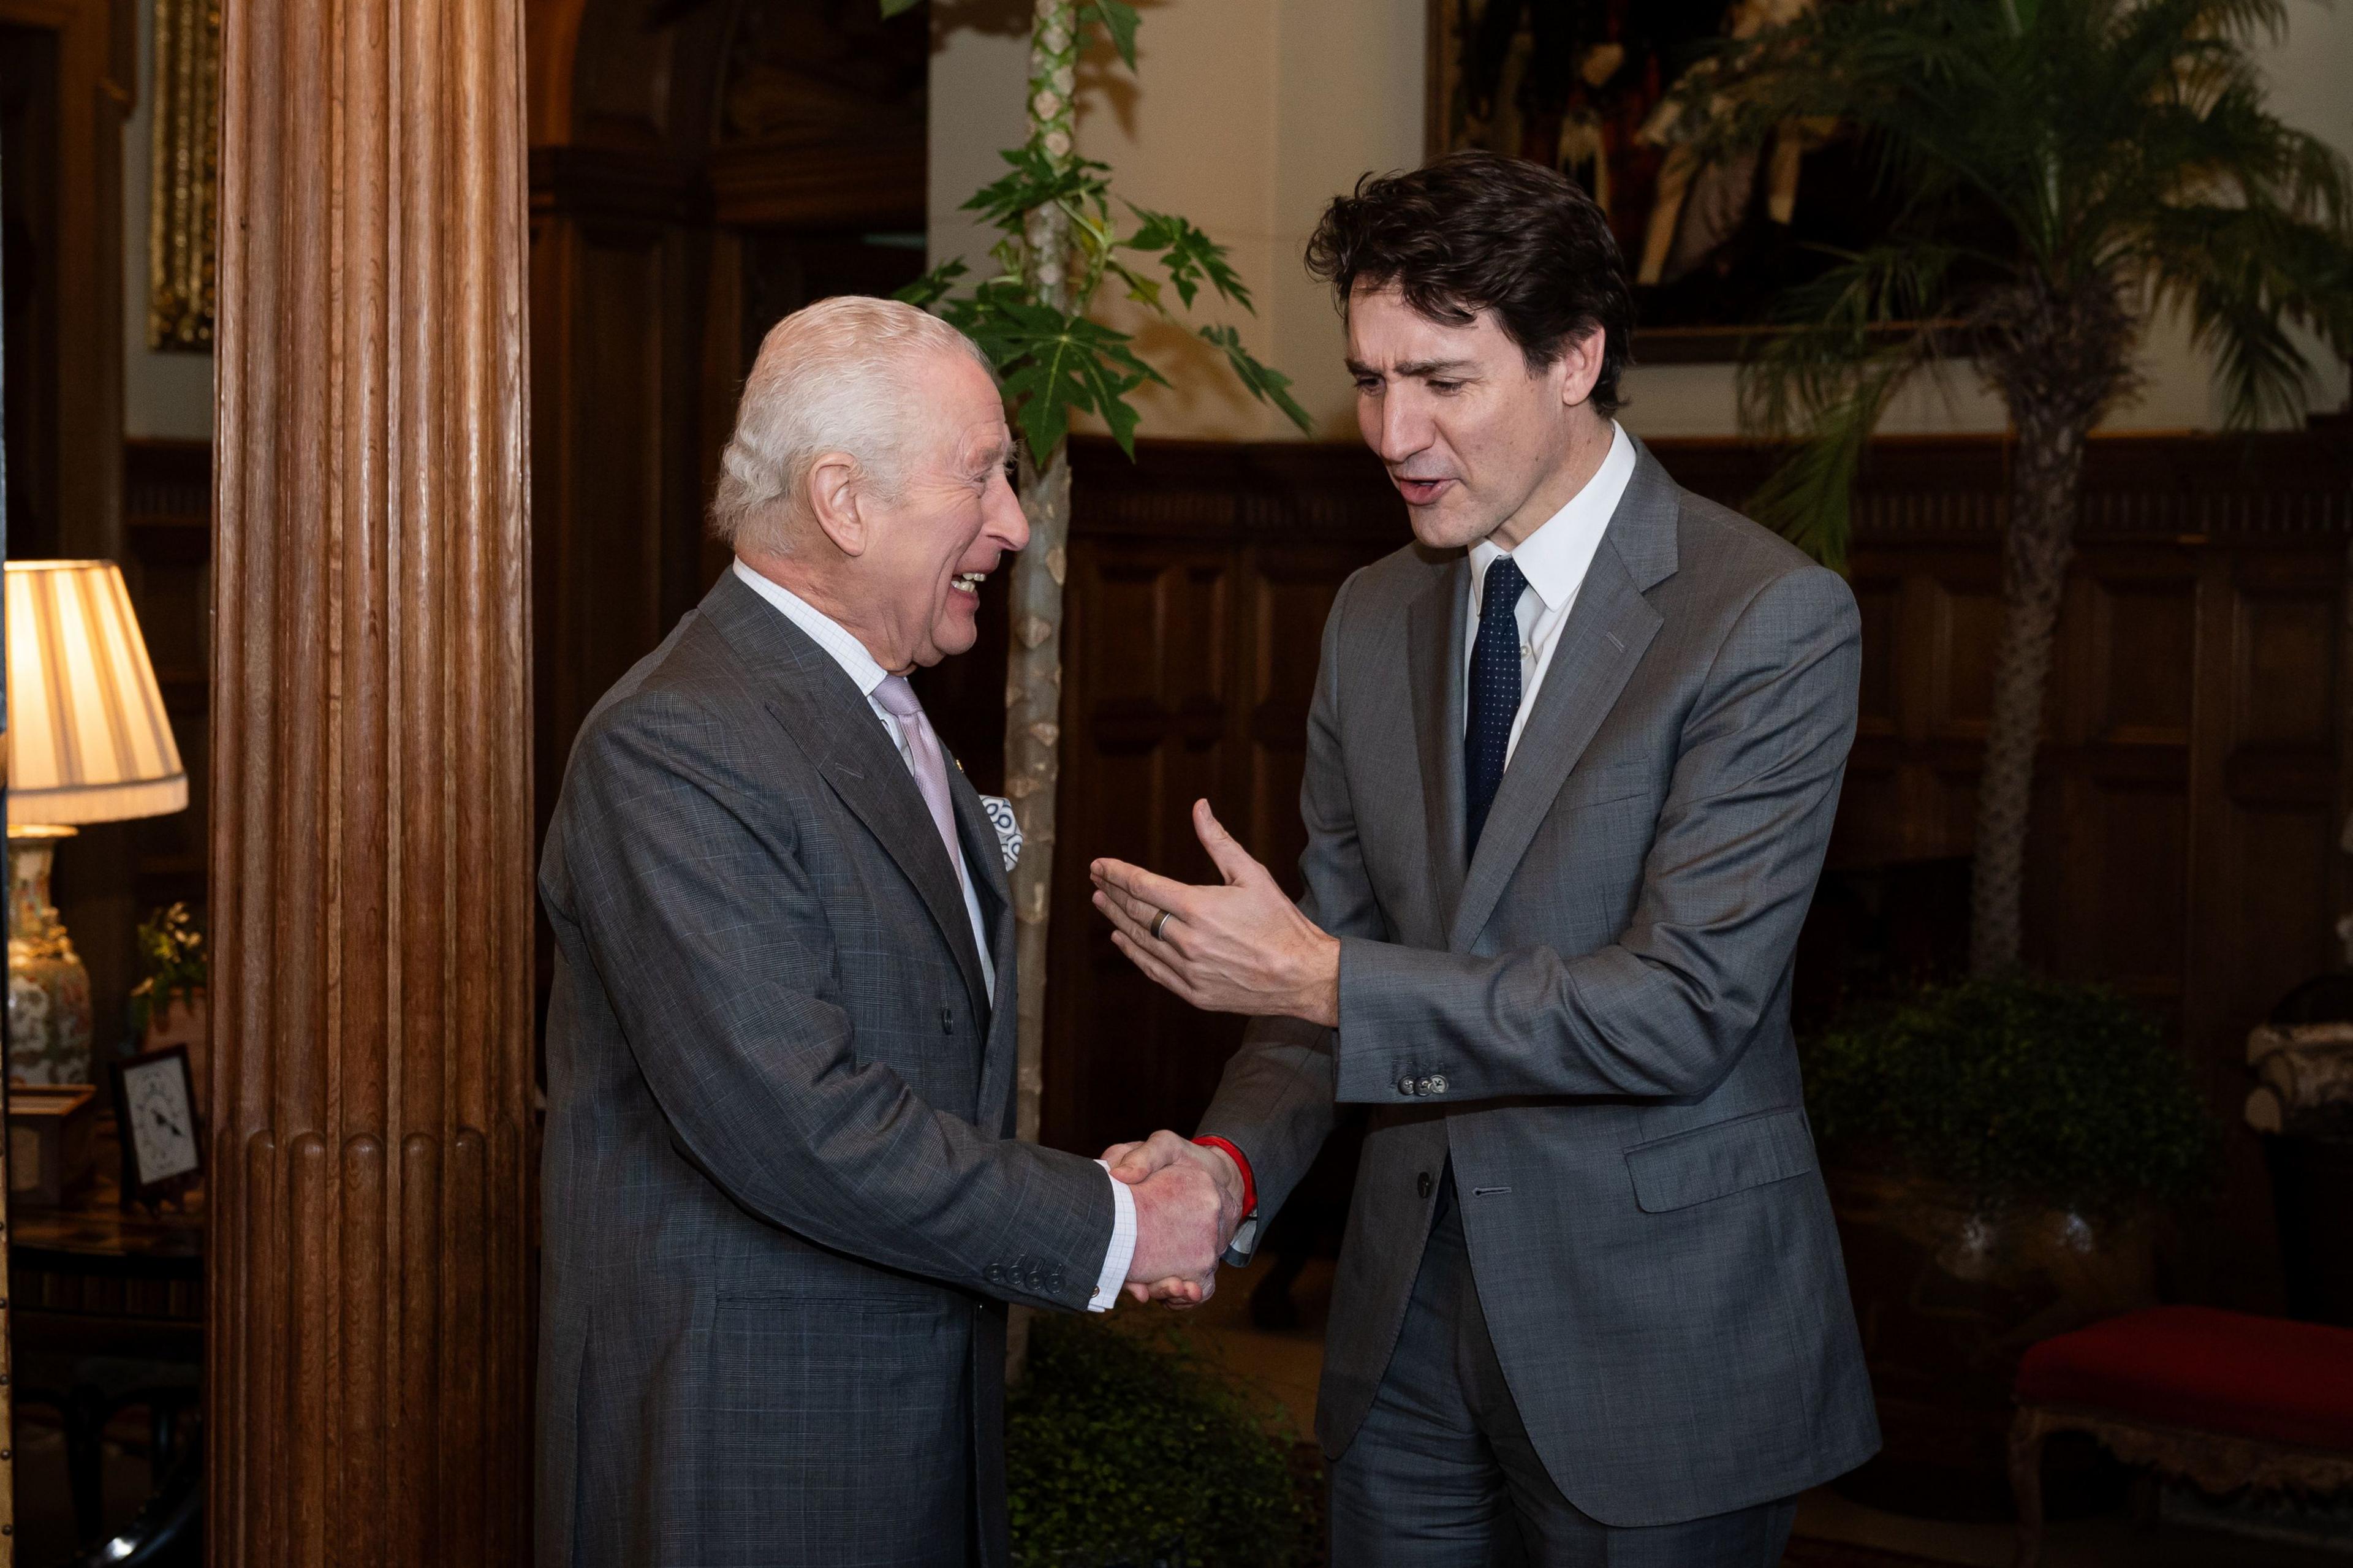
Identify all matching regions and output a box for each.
[210,0,535,1559]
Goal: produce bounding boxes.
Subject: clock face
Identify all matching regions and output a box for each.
[123,1058,200,1184]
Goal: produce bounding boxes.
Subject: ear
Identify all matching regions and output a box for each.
[1556,327,1607,410]
[805,453,869,557]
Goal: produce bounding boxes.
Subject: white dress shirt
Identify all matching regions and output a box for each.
[1463,421,1637,767]
[732,559,1137,1310]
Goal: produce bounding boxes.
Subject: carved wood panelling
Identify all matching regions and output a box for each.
[1671,431,2351,1309]
[0,0,129,561]
[211,0,536,1556]
[121,439,211,919]
[706,133,925,230]
[524,0,933,1020]
[1042,442,1410,1156]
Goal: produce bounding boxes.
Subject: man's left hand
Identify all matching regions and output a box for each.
[1089,800,1341,1028]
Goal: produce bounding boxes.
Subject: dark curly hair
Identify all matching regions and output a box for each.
[1306,151,1635,415]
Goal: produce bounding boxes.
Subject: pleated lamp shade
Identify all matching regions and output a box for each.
[6,560,188,827]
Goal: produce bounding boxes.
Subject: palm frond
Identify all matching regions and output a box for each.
[2146,202,2353,426]
[1739,244,1960,568]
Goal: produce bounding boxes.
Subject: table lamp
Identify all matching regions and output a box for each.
[6,560,188,1085]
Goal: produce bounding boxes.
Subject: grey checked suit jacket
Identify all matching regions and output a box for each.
[1199,442,1881,1527]
[537,569,1115,1568]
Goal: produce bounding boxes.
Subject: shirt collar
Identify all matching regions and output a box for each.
[1468,420,1635,612]
[731,558,891,699]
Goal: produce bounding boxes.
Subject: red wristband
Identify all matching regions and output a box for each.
[1192,1136,1257,1218]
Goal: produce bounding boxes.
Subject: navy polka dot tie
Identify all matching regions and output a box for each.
[1464,556,1526,855]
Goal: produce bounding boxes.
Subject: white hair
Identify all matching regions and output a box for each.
[710,295,995,556]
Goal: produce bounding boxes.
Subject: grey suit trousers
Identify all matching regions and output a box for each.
[1331,1170,1800,1567]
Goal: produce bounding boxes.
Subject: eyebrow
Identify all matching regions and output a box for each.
[1346,357,1480,379]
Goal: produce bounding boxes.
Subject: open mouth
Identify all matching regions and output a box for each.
[952,570,988,595]
[1393,474,1454,505]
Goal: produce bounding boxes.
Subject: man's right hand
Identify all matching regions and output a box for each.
[1121,1153,1225,1306]
[1106,1131,1247,1306]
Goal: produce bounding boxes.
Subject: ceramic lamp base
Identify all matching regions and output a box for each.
[8,826,95,1085]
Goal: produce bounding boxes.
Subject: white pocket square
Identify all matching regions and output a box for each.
[980,795,1023,873]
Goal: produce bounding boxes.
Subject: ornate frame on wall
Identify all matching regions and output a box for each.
[1422,0,1918,364]
[147,0,218,352]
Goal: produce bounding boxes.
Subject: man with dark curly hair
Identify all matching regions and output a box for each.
[1091,151,1880,1564]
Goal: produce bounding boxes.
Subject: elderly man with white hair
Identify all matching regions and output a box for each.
[535,296,1230,1568]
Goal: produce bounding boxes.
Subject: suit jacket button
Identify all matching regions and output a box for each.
[1428,1075,1447,1095]
[1415,1076,1436,1096]
[1398,1075,1418,1097]
[940,1006,954,1034]
[984,1263,1003,1283]
[1417,1171,1433,1200]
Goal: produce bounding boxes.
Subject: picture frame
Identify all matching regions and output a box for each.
[1423,0,1920,363]
[108,1043,205,1206]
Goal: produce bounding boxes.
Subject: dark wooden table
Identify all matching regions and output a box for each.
[9,1121,203,1550]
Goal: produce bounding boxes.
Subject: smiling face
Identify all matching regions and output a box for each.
[1346,284,1612,552]
[818,349,1026,672]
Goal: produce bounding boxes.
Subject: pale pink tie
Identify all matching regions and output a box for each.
[873,675,964,878]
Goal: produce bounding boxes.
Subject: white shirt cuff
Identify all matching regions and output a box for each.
[1089,1161,1139,1312]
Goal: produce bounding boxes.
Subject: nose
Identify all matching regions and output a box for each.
[1369,385,1433,466]
[985,467,1030,551]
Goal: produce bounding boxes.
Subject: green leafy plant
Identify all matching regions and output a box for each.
[889,2,1308,461]
[127,901,208,1037]
[1684,0,2353,977]
[1803,975,2219,1218]
[1007,1315,1317,1568]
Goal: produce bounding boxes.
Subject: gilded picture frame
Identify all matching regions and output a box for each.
[1425,0,1909,363]
[148,0,221,352]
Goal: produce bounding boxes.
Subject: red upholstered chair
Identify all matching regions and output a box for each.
[2009,1305,2353,1566]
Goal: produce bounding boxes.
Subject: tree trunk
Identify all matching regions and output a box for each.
[1007,447,1072,1151]
[1005,0,1078,1384]
[1966,269,2136,977]
[1968,412,2090,974]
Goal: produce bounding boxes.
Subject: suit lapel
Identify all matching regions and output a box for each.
[705,573,995,1016]
[1445,444,1680,953]
[944,762,1020,1121]
[1404,559,1470,942]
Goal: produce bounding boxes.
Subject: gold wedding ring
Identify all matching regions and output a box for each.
[1151,909,1173,941]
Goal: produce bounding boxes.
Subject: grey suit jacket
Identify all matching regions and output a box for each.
[537,569,1115,1568]
[1199,442,1881,1526]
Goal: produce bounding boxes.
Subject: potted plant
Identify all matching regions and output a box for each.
[1805,975,2218,1516]
[127,903,209,1114]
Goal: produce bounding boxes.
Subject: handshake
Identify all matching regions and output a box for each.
[1105,1131,1248,1307]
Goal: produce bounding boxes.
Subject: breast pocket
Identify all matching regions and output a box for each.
[1556,759,1651,812]
[1624,1107,1820,1213]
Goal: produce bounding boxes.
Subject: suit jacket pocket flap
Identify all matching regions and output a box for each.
[1625,1108,1818,1213]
